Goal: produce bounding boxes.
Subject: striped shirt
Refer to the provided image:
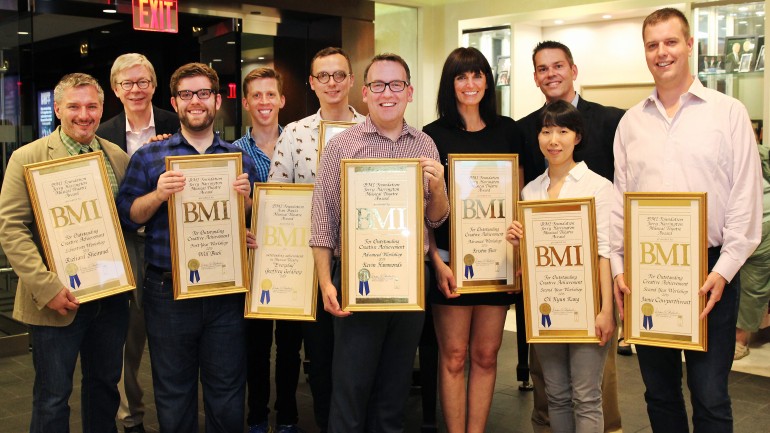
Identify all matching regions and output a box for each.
[231,125,283,183]
[61,131,119,196]
[310,116,448,256]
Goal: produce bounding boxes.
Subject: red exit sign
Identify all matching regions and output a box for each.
[133,0,178,34]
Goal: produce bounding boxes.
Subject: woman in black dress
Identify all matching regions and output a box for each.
[423,47,524,433]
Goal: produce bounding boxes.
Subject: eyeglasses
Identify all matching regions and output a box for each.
[177,89,214,100]
[365,80,408,93]
[118,79,151,90]
[311,70,349,84]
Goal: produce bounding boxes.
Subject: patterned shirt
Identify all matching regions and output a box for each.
[116,132,258,270]
[61,130,119,196]
[269,107,365,184]
[231,125,283,183]
[310,116,449,256]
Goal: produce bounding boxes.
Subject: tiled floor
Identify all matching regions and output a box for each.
[2,319,770,433]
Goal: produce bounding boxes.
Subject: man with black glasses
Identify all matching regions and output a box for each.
[310,53,449,433]
[269,46,365,433]
[117,63,258,433]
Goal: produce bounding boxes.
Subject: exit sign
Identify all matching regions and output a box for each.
[133,0,178,33]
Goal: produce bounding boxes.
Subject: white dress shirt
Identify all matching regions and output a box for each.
[610,79,762,282]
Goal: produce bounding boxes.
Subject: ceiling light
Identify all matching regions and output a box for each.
[554,19,564,25]
[258,56,265,60]
[213,58,222,62]
[101,30,110,34]
[18,31,29,35]
[227,41,235,45]
[103,8,117,14]
[602,14,612,19]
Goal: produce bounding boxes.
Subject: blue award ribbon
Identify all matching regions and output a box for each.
[643,315,653,330]
[260,290,271,304]
[464,265,474,279]
[359,280,370,296]
[189,269,200,283]
[541,314,551,328]
[69,274,81,289]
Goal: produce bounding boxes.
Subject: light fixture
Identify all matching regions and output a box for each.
[554,19,564,25]
[103,8,117,13]
[738,6,748,12]
[101,30,110,34]
[258,56,265,60]
[226,41,236,45]
[602,14,612,19]
[212,58,222,62]
[739,20,748,24]
[18,31,29,35]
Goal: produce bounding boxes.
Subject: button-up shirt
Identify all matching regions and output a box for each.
[125,110,158,157]
[524,162,612,258]
[61,130,119,196]
[269,107,365,184]
[232,125,283,183]
[310,116,449,256]
[610,79,762,282]
[116,132,258,270]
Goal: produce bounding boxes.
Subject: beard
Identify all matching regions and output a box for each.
[178,108,216,132]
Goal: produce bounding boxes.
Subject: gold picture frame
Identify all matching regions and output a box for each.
[166,153,249,299]
[246,183,317,321]
[623,192,707,351]
[518,197,601,343]
[448,154,519,294]
[318,120,356,163]
[340,159,425,312]
[23,152,135,302]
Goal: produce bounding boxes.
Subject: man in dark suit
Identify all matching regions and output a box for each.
[96,53,177,433]
[517,40,624,433]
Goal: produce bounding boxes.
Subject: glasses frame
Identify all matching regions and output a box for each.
[365,80,409,93]
[118,79,152,91]
[176,89,215,100]
[311,70,349,84]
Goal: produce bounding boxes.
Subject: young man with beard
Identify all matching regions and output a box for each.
[117,63,258,432]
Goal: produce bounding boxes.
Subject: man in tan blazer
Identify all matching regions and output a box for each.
[0,73,130,433]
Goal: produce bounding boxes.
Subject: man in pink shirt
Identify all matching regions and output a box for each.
[611,8,762,433]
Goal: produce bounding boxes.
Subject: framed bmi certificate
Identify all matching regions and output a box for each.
[518,198,600,343]
[318,120,355,160]
[246,183,317,320]
[24,152,135,302]
[623,193,707,351]
[448,154,518,293]
[340,159,425,311]
[166,153,249,299]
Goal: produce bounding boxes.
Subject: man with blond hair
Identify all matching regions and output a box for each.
[97,52,178,433]
[117,63,258,432]
[612,8,762,432]
[0,73,129,432]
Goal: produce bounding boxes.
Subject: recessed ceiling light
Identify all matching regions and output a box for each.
[226,41,235,45]
[258,56,265,60]
[103,8,117,14]
[213,59,222,62]
[602,14,612,19]
[101,30,110,34]
[18,31,29,35]
[554,19,564,25]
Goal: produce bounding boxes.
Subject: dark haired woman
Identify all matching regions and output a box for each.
[423,47,523,433]
[507,100,614,432]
